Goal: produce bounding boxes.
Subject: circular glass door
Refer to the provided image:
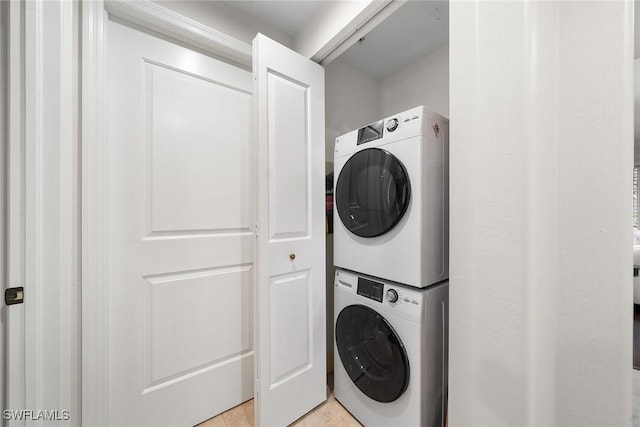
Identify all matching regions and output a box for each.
[335,304,409,402]
[335,148,410,238]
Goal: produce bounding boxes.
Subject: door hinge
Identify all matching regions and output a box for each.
[5,287,24,305]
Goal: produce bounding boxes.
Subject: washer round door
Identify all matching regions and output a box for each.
[335,304,410,402]
[335,148,410,238]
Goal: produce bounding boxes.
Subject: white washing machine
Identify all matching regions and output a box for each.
[333,106,449,288]
[333,269,448,427]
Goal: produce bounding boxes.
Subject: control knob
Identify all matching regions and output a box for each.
[386,288,399,303]
[386,118,399,132]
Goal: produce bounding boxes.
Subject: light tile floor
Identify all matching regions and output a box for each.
[195,383,361,427]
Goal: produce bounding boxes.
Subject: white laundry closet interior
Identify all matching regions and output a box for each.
[80,1,450,424]
[324,0,449,368]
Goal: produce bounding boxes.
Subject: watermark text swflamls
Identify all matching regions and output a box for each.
[3,409,70,421]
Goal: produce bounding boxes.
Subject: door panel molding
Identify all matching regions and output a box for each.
[253,33,326,427]
[105,0,251,68]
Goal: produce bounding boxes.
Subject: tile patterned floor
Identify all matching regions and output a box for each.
[196,389,361,427]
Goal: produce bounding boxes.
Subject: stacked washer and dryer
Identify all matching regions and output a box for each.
[333,106,449,427]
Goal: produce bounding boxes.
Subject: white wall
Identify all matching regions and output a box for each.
[556,2,632,424]
[325,59,380,164]
[324,59,380,365]
[449,1,632,426]
[635,58,640,163]
[635,0,640,59]
[153,1,293,47]
[379,43,449,118]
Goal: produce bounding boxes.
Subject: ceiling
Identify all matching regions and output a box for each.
[225,1,326,37]
[337,1,448,80]
[225,0,449,81]
[226,0,636,145]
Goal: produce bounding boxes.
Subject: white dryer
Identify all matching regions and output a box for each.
[333,106,449,288]
[333,269,448,427]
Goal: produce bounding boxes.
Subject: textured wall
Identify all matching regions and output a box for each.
[379,44,449,119]
[449,1,632,425]
[324,59,380,163]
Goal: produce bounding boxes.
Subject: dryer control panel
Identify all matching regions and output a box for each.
[356,120,385,145]
[356,118,400,145]
[334,105,439,160]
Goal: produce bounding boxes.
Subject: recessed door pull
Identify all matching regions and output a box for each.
[5,287,24,305]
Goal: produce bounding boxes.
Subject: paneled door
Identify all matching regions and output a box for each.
[253,34,327,426]
[107,20,254,426]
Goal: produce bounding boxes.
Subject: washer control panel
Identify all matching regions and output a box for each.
[356,277,384,303]
[335,269,425,316]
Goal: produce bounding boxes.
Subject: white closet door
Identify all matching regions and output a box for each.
[4,1,26,422]
[253,33,326,427]
[107,20,254,426]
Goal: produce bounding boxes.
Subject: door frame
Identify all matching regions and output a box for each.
[3,1,78,422]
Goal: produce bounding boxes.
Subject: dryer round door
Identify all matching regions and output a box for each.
[335,148,411,238]
[335,304,409,402]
